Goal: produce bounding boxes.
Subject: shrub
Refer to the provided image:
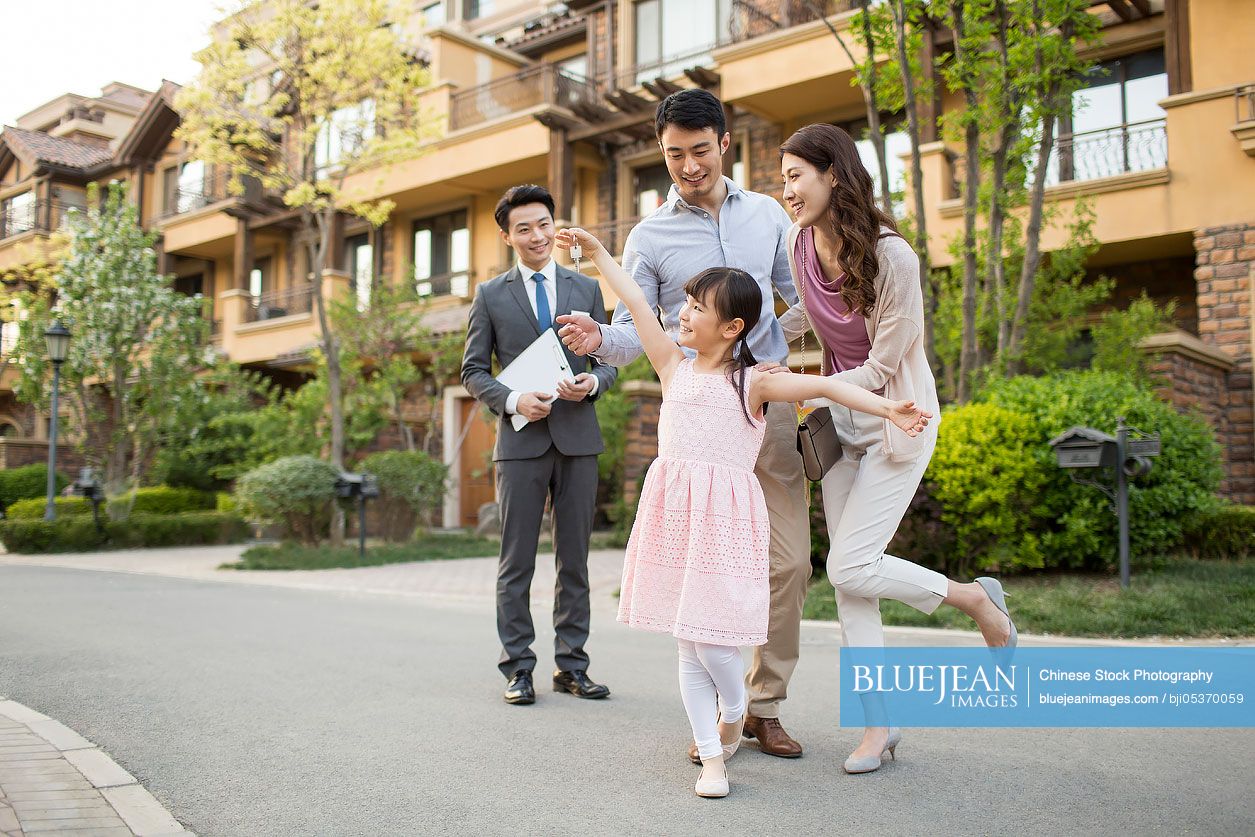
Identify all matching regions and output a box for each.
[358,450,448,541]
[235,455,339,544]
[216,492,238,514]
[1183,505,1254,560]
[0,511,249,554]
[978,370,1222,570]
[109,486,216,516]
[926,403,1052,575]
[6,496,91,520]
[0,464,68,513]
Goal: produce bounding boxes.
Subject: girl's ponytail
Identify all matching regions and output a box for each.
[733,334,759,425]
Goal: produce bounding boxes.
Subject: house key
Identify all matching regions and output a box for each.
[570,241,582,275]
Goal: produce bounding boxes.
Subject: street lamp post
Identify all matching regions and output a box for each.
[43,320,71,522]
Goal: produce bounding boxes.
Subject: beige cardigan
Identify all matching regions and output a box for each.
[779,223,940,462]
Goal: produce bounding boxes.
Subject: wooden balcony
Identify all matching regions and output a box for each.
[448,65,602,133]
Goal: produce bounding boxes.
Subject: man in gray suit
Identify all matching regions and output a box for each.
[461,184,617,705]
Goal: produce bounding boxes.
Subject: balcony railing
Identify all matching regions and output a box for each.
[158,170,235,220]
[1045,119,1167,185]
[0,200,83,241]
[581,216,642,257]
[449,65,601,132]
[242,284,315,324]
[416,271,471,299]
[1237,85,1255,123]
[619,1,855,87]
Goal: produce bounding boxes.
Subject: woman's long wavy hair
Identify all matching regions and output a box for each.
[684,267,762,426]
[780,123,898,317]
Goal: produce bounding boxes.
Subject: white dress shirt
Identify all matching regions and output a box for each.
[505,258,598,415]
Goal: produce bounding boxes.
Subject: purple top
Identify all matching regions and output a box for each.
[795,227,873,378]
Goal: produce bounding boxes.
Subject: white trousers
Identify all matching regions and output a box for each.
[821,405,949,649]
[677,640,746,761]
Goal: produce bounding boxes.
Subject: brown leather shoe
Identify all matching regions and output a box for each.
[744,715,803,758]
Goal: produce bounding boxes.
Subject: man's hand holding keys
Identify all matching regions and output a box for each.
[554,228,605,357]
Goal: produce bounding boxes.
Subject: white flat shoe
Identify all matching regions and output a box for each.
[695,762,729,798]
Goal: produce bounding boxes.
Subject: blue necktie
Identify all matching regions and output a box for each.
[533,273,552,332]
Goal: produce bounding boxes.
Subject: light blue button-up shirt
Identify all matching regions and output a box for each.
[594,177,799,367]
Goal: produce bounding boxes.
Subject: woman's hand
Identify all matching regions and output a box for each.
[555,228,607,259]
[888,400,932,437]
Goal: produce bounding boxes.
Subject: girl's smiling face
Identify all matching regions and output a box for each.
[678,291,744,353]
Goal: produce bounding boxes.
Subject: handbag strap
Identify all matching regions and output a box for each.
[797,230,825,378]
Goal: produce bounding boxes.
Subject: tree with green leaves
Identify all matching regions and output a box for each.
[174,0,436,483]
[6,182,209,493]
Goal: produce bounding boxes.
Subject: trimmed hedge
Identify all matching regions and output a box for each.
[236,456,339,544]
[357,450,448,541]
[0,511,250,554]
[112,486,215,515]
[0,464,68,513]
[6,496,91,519]
[1183,505,1254,560]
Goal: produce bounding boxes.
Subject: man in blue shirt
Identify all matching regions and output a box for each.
[558,90,812,759]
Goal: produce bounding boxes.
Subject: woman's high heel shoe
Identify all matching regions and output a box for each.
[842,727,900,774]
[975,576,1018,651]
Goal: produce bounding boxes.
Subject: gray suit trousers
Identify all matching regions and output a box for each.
[496,445,598,678]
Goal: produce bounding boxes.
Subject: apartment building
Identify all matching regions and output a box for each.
[0,0,1250,523]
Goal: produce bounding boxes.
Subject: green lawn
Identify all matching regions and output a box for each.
[222,530,623,571]
[224,532,501,570]
[802,558,1255,639]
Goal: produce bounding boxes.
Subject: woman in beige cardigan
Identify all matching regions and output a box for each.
[778,124,1017,774]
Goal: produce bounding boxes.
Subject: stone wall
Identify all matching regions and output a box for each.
[1193,223,1254,503]
[621,380,662,512]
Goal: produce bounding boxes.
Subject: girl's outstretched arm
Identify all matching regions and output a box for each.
[555,227,685,385]
[751,371,932,436]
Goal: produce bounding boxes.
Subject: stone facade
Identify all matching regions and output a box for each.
[1192,223,1254,503]
[620,380,662,512]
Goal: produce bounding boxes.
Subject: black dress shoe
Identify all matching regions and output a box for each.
[504,670,535,705]
[553,669,610,699]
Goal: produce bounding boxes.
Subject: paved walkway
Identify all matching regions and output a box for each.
[0,699,187,836]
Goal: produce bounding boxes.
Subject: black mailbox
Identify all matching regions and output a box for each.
[336,471,380,560]
[1048,427,1118,469]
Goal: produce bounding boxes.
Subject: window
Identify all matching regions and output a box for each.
[422,1,445,28]
[249,257,271,299]
[729,132,748,188]
[346,234,374,310]
[634,0,733,82]
[632,163,673,217]
[0,319,18,358]
[1,191,36,237]
[174,273,204,298]
[465,0,493,21]
[413,210,470,298]
[314,100,376,175]
[1048,48,1168,185]
[176,161,206,214]
[558,53,588,80]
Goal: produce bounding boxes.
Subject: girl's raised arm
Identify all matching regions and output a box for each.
[556,228,685,384]
[751,371,931,437]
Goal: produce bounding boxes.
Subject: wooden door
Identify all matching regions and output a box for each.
[458,398,497,528]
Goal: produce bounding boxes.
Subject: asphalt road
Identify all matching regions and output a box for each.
[0,563,1251,836]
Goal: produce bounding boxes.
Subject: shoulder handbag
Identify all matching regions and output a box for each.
[794,232,843,482]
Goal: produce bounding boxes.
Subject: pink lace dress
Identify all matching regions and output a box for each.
[617,358,771,646]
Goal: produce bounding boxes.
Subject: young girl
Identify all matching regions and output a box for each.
[555,227,931,799]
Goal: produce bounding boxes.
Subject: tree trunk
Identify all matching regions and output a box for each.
[891,0,937,370]
[987,0,1021,363]
[310,209,346,545]
[811,0,893,215]
[950,2,982,403]
[108,364,128,492]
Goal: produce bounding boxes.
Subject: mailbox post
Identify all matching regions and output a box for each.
[335,471,380,562]
[71,467,106,535]
[1049,418,1160,589]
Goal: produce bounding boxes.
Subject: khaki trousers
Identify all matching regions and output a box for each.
[820,406,948,648]
[745,401,812,719]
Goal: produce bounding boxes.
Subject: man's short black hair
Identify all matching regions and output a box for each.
[654,88,726,141]
[494,184,556,232]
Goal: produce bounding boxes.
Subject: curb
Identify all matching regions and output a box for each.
[0,696,190,836]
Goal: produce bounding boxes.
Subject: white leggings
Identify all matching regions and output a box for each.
[677,640,746,761]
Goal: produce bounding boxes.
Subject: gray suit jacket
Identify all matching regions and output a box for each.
[461,264,617,462]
